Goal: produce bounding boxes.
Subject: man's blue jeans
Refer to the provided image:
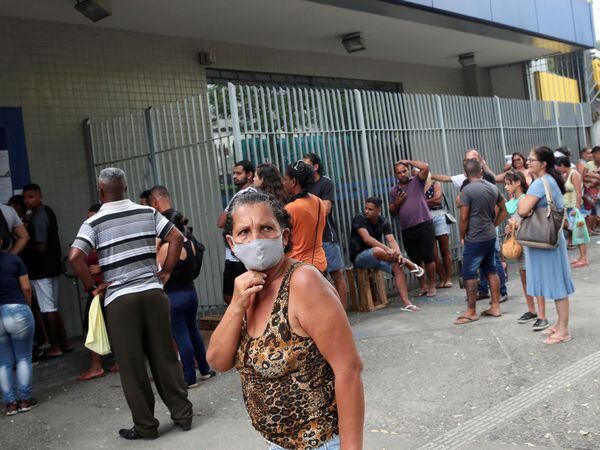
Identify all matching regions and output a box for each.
[478,237,507,296]
[0,304,34,404]
[167,289,210,385]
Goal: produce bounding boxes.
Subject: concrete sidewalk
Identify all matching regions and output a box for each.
[2,242,600,449]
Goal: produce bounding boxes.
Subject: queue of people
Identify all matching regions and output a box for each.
[1,142,597,449]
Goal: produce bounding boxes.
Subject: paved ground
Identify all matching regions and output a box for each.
[2,242,600,450]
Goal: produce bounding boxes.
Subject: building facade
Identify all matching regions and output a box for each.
[0,0,595,334]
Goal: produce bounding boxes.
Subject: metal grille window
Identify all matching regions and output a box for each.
[206,68,403,93]
[525,50,590,104]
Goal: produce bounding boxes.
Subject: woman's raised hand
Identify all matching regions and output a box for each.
[231,271,267,315]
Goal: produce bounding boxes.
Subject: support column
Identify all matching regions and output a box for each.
[144,107,161,185]
[354,89,373,197]
[227,82,243,162]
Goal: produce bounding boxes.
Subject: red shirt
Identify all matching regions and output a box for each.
[84,250,104,284]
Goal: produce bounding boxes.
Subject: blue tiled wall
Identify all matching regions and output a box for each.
[396,0,594,47]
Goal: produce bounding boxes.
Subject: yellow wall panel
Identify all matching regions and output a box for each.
[534,71,580,103]
[592,59,600,88]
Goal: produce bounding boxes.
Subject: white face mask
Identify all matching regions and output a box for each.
[232,235,284,271]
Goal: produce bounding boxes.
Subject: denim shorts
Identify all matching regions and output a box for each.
[268,435,340,450]
[353,248,393,274]
[323,242,344,273]
[431,213,451,236]
[461,238,497,280]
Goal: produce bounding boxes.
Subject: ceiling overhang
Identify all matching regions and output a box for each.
[0,0,589,69]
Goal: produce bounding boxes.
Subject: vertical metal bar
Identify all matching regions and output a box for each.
[435,95,452,178]
[579,102,588,146]
[553,101,561,146]
[354,89,373,196]
[144,107,160,184]
[227,82,243,161]
[82,119,98,202]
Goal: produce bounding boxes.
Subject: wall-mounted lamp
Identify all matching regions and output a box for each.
[199,52,217,66]
[342,32,366,54]
[458,52,476,68]
[74,0,112,23]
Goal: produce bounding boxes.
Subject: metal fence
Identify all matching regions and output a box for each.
[86,83,592,314]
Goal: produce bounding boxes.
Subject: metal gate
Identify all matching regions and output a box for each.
[86,83,592,314]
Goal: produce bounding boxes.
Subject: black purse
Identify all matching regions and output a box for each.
[442,194,457,224]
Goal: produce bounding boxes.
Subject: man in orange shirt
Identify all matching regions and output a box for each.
[282,161,327,273]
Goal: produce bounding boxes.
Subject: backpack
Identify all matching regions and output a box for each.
[0,209,10,250]
[185,226,205,279]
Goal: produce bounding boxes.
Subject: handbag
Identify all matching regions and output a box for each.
[442,194,457,224]
[502,221,522,259]
[85,295,111,355]
[516,177,565,249]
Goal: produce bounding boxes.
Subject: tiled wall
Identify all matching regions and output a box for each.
[0,15,467,335]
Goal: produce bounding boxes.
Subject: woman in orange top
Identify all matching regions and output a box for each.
[282,161,328,272]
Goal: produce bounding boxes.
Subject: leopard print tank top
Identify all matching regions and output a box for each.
[235,262,338,449]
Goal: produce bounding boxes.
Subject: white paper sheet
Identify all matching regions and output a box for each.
[0,150,13,203]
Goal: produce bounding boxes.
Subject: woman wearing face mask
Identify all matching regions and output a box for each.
[207,191,364,450]
[518,146,574,344]
[282,160,328,273]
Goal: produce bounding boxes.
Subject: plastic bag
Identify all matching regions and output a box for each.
[85,295,111,355]
[572,209,590,246]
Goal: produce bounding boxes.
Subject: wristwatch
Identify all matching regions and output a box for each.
[87,283,98,295]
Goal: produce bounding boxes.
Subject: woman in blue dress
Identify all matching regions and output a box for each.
[518,146,574,344]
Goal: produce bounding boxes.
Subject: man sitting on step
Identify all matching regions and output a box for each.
[349,197,424,312]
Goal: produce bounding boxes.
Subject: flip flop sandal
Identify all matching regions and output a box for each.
[415,290,429,297]
[543,335,572,345]
[436,281,453,289]
[454,315,479,325]
[572,261,589,268]
[400,304,420,312]
[480,310,502,318]
[409,266,425,278]
[542,328,557,336]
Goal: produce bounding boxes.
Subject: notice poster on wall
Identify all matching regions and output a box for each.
[0,149,12,203]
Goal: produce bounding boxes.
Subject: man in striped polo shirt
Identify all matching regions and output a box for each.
[68,168,193,440]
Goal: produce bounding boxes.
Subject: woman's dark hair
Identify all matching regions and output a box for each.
[256,163,286,202]
[223,191,292,253]
[88,203,102,213]
[139,189,151,202]
[533,146,565,194]
[504,170,528,193]
[555,156,571,168]
[511,152,527,169]
[162,209,189,233]
[285,160,315,192]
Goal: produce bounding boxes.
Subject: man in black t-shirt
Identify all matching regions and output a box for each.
[350,197,419,312]
[303,153,348,307]
[21,183,70,357]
